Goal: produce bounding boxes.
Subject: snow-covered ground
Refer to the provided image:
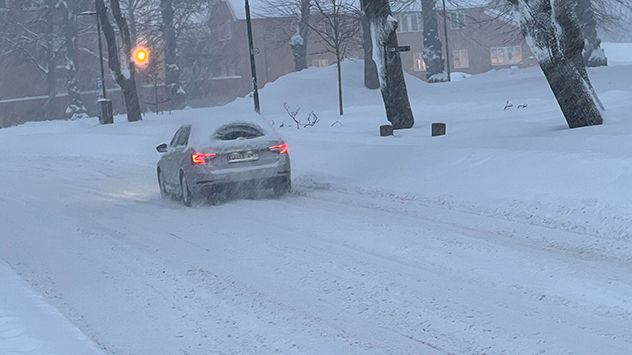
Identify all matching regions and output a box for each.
[0,260,107,355]
[1,60,632,354]
[602,42,632,66]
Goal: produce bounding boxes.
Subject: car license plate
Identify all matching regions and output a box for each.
[228,151,259,163]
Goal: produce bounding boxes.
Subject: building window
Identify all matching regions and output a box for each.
[395,13,422,33]
[312,59,329,67]
[453,49,469,69]
[217,21,231,41]
[449,11,465,30]
[413,53,426,71]
[490,46,522,65]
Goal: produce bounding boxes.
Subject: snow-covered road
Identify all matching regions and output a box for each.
[1,153,630,354]
[3,62,632,354]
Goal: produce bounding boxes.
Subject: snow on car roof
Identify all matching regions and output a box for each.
[184,111,280,148]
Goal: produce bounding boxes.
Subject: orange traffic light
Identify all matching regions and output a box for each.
[132,47,149,66]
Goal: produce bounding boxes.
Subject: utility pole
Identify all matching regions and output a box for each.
[441,0,451,82]
[245,0,260,114]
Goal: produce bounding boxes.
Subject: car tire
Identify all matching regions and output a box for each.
[273,180,291,197]
[180,172,193,207]
[158,170,168,199]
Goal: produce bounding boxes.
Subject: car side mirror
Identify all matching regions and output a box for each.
[156,143,168,153]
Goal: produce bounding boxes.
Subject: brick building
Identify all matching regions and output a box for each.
[203,0,536,98]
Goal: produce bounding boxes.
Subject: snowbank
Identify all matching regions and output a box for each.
[0,260,106,355]
[601,42,632,66]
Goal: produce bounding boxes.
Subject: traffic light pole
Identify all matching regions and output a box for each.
[245,0,260,114]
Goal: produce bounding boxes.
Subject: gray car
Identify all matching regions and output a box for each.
[156,120,291,206]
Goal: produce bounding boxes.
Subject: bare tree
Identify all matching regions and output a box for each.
[121,0,208,107]
[507,0,603,128]
[360,1,379,89]
[421,0,447,82]
[361,0,414,129]
[307,0,362,115]
[582,0,632,40]
[295,0,312,71]
[176,16,214,99]
[161,0,185,108]
[122,0,155,45]
[60,0,91,119]
[0,0,65,119]
[259,0,312,72]
[96,0,142,122]
[576,0,607,66]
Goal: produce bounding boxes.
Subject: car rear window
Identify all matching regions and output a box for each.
[214,124,264,141]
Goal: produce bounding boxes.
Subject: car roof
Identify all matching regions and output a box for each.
[183,113,280,148]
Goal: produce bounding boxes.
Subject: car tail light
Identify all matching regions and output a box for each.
[269,143,288,154]
[191,153,216,164]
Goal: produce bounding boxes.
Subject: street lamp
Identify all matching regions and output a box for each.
[78,10,106,99]
[133,47,149,66]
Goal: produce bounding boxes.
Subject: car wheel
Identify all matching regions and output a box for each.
[273,180,291,197]
[158,170,168,199]
[180,172,193,207]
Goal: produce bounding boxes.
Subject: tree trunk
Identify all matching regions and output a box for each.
[290,0,310,72]
[361,13,380,89]
[575,0,607,67]
[161,0,186,108]
[96,0,142,122]
[63,3,87,119]
[336,49,344,115]
[43,6,56,119]
[44,28,58,119]
[510,0,603,128]
[363,0,415,129]
[44,48,57,119]
[421,0,447,82]
[120,78,142,118]
[558,0,605,110]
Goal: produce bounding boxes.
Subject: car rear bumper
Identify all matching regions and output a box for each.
[196,175,290,195]
[187,160,291,193]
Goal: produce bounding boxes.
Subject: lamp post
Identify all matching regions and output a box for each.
[78,10,106,99]
[79,9,112,124]
[441,0,451,82]
[245,0,260,114]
